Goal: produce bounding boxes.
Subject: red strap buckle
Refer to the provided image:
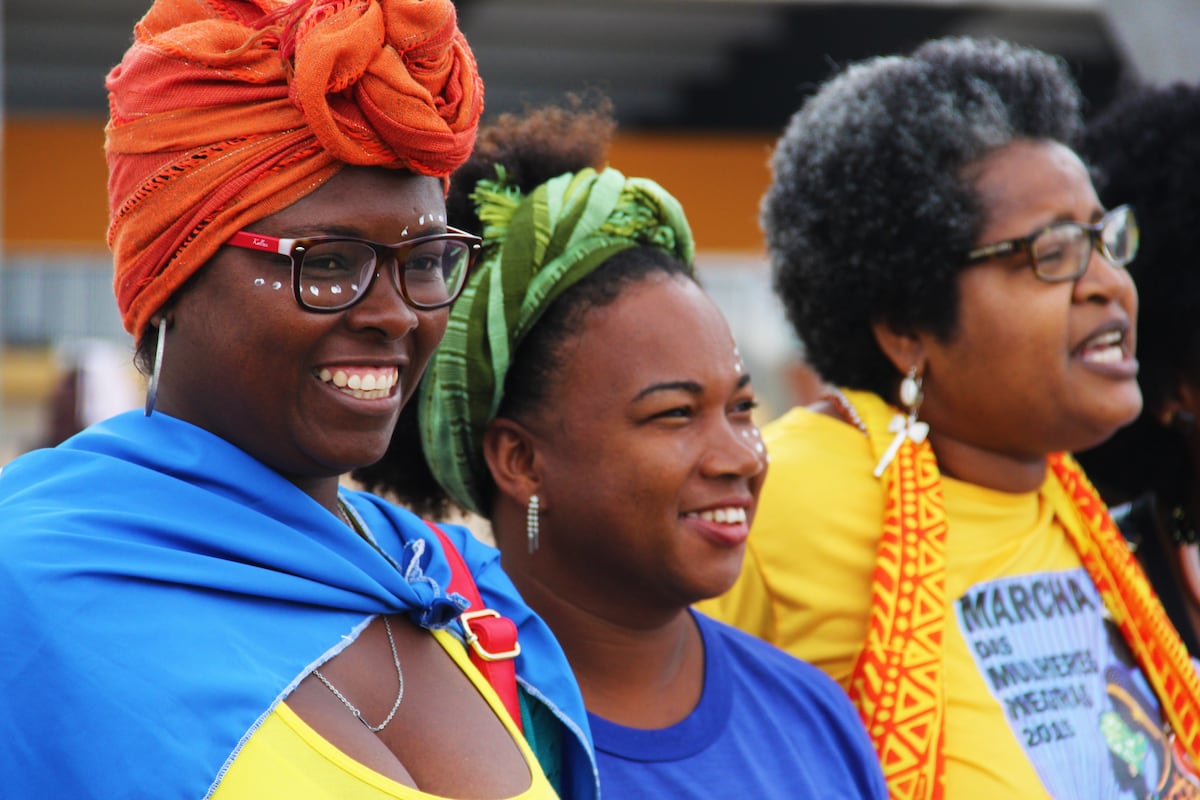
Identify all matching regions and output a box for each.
[460,609,521,661]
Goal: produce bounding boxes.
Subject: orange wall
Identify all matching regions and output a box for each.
[608,133,773,252]
[3,118,774,253]
[4,118,112,251]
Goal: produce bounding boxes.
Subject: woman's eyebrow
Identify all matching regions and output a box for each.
[632,380,702,403]
[631,373,752,403]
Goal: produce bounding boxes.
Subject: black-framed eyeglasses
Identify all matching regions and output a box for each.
[964,204,1139,283]
[225,227,481,312]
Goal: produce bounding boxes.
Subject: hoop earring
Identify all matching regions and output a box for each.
[144,317,168,417]
[527,494,540,554]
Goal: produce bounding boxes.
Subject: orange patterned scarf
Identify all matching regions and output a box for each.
[834,389,1200,800]
[105,0,483,340]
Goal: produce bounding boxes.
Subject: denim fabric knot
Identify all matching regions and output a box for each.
[399,538,470,629]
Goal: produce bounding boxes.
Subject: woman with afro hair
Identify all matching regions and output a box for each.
[699,36,1200,799]
[1076,82,1200,656]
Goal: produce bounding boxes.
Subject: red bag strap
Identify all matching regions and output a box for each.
[426,521,523,733]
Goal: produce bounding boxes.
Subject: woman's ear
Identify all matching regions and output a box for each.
[482,417,541,504]
[1159,379,1200,436]
[147,307,175,332]
[869,319,926,375]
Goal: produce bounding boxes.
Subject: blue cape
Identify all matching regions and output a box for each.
[0,411,596,799]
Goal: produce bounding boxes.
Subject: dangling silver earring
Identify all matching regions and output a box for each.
[526,494,540,554]
[144,317,168,417]
[899,365,923,419]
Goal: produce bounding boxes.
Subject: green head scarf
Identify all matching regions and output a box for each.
[420,166,695,514]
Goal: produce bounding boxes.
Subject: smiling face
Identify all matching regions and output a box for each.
[154,166,450,491]
[521,274,767,619]
[916,139,1142,479]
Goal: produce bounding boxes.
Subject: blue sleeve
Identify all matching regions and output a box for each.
[810,668,890,799]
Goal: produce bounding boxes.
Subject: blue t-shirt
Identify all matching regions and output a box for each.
[589,611,887,798]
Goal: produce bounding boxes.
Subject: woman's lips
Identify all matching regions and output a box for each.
[1073,328,1138,379]
[682,505,752,547]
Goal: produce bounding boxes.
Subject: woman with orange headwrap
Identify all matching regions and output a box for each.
[0,2,597,798]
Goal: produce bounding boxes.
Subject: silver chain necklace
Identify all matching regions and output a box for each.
[320,500,403,733]
[313,616,404,732]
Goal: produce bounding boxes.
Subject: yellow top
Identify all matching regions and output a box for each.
[213,628,558,799]
[700,391,1194,798]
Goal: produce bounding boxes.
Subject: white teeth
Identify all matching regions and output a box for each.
[314,368,398,397]
[1080,329,1126,364]
[1084,347,1124,364]
[342,387,389,400]
[686,507,747,525]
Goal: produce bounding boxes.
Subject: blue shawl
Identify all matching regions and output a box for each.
[0,411,596,799]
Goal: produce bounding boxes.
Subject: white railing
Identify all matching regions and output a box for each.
[1,253,126,344]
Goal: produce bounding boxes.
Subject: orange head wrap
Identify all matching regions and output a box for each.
[104,0,484,339]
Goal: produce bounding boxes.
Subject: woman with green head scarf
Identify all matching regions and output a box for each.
[355,98,887,798]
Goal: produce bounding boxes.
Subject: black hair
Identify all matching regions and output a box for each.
[445,92,618,237]
[1074,82,1200,506]
[763,36,1084,399]
[134,326,158,377]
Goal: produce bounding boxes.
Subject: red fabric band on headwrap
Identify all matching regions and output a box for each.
[105,0,483,339]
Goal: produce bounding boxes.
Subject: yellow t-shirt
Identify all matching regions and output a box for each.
[699,391,1200,798]
[213,628,558,799]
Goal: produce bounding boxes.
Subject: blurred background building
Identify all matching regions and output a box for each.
[3,0,1197,459]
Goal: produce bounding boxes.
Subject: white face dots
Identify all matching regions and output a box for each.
[743,427,766,453]
[741,424,767,466]
[727,343,765,464]
[415,211,446,227]
[732,343,745,375]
